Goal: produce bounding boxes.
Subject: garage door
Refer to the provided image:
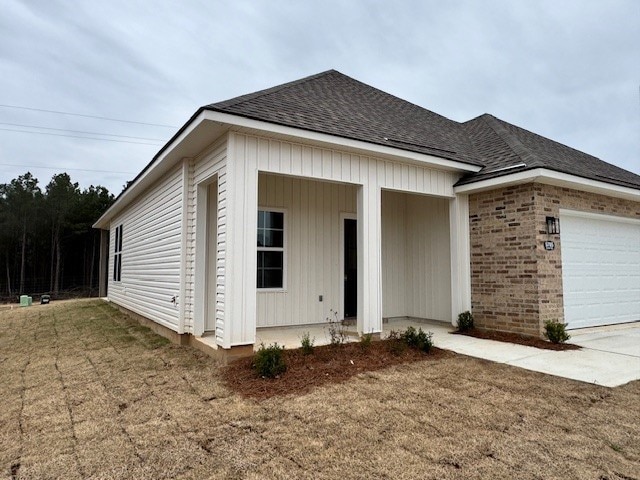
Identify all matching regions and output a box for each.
[561,211,640,329]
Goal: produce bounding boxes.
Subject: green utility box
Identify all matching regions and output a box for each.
[20,295,29,307]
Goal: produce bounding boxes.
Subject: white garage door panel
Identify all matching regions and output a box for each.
[561,213,640,330]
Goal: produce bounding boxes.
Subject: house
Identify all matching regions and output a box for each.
[93,70,640,358]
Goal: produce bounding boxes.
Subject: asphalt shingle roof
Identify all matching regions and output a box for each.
[204,70,640,191]
[459,114,640,189]
[205,70,483,167]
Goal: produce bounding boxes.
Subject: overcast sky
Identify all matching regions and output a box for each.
[1,0,638,195]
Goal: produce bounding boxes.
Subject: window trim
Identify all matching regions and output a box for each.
[257,207,287,292]
[113,224,123,282]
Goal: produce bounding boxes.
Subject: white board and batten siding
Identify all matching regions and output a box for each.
[234,130,458,331]
[560,210,640,329]
[238,132,458,196]
[381,191,452,321]
[108,163,184,330]
[256,174,358,327]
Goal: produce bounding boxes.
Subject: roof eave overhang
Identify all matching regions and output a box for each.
[453,168,640,201]
[203,110,483,173]
[93,109,483,229]
[93,109,228,229]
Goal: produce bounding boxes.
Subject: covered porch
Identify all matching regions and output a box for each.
[192,132,471,353]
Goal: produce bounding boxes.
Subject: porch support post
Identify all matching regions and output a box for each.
[221,132,258,348]
[357,182,383,335]
[98,229,109,297]
[449,194,472,326]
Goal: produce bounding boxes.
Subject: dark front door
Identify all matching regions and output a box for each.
[344,219,357,318]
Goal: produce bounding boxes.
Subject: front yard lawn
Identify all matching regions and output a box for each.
[1,300,638,479]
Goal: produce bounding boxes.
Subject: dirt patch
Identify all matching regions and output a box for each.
[223,341,452,399]
[453,328,581,350]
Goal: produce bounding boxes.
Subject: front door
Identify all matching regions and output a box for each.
[344,218,357,318]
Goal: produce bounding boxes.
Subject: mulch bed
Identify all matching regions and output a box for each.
[453,328,581,351]
[223,341,452,399]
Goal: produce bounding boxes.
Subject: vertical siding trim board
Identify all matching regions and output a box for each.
[449,194,471,325]
[193,182,208,336]
[178,158,191,334]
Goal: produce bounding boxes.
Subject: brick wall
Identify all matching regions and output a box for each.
[469,183,640,337]
[469,184,539,336]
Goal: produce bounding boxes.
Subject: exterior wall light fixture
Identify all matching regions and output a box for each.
[546,216,560,235]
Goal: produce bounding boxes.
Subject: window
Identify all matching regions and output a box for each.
[113,224,123,282]
[257,210,285,289]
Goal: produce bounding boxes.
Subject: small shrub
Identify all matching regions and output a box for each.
[544,320,570,344]
[457,311,474,332]
[360,332,373,350]
[386,330,406,356]
[402,326,433,353]
[326,309,347,347]
[253,343,286,378]
[300,332,315,355]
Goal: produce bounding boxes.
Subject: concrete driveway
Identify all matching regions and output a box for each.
[428,321,640,388]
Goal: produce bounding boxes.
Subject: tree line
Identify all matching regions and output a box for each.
[0,172,115,301]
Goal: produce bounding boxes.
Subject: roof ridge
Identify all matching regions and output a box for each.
[478,114,536,167]
[206,69,339,110]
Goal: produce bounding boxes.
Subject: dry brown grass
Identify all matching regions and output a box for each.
[1,300,639,479]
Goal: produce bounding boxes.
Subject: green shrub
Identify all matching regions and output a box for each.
[253,343,287,378]
[457,311,474,332]
[360,332,373,350]
[402,326,434,353]
[300,332,315,355]
[544,320,570,344]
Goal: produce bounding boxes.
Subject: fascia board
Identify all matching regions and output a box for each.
[202,110,482,173]
[454,168,640,201]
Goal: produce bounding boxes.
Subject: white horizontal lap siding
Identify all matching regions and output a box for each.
[215,167,228,343]
[185,138,227,335]
[107,163,184,330]
[256,173,358,327]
